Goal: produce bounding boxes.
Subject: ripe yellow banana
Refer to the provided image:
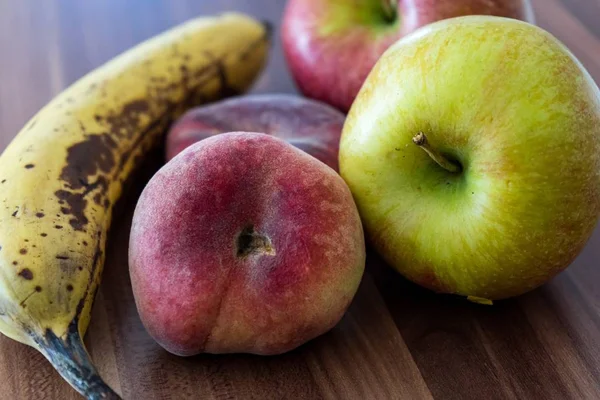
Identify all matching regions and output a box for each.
[0,13,270,399]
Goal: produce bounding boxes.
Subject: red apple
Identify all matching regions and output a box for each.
[166,94,345,171]
[282,0,535,112]
[129,132,366,356]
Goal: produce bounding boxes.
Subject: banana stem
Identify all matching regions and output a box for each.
[37,327,121,399]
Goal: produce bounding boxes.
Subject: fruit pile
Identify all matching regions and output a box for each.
[0,2,599,399]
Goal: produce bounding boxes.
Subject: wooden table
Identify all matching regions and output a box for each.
[1,1,599,399]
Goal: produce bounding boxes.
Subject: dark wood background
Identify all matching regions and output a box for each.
[1,0,599,399]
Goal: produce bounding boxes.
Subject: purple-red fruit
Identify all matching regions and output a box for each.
[166,94,345,171]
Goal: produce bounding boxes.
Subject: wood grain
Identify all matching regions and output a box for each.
[0,0,599,399]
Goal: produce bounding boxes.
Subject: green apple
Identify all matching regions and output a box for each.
[339,16,600,303]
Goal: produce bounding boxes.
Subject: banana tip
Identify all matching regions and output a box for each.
[261,20,273,41]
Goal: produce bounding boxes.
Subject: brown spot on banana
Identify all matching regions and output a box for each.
[52,70,220,233]
[18,269,33,280]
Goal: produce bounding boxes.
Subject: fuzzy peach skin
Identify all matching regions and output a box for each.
[165,94,345,171]
[129,132,365,356]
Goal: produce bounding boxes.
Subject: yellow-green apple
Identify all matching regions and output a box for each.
[282,0,534,112]
[339,16,600,303]
[129,132,365,355]
[166,94,345,171]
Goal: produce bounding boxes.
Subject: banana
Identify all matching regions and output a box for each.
[0,13,270,399]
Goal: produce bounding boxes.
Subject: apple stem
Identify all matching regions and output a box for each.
[381,0,397,23]
[412,132,461,173]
